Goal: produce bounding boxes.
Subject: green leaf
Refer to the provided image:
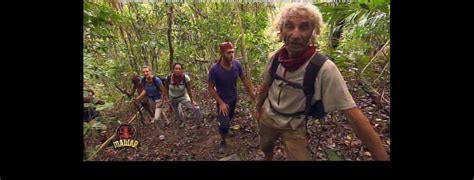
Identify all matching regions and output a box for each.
[326,149,345,161]
[91,121,107,130]
[95,102,114,111]
[83,122,92,135]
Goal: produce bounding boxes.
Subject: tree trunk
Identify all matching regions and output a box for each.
[151,46,157,73]
[118,28,136,73]
[236,4,250,79]
[126,31,139,72]
[109,0,137,73]
[167,3,174,71]
[130,3,148,67]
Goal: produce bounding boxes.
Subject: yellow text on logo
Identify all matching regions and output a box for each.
[113,139,140,149]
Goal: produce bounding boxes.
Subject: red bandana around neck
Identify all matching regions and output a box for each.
[278,46,317,71]
[171,73,184,86]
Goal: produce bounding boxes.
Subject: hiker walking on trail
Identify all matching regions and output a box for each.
[83,82,108,143]
[134,66,169,124]
[129,75,154,118]
[208,42,256,153]
[255,3,389,160]
[83,83,105,122]
[165,63,203,128]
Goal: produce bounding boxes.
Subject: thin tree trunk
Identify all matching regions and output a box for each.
[151,46,156,73]
[119,28,137,73]
[110,1,137,73]
[167,3,174,71]
[126,31,139,72]
[130,3,149,66]
[236,4,250,79]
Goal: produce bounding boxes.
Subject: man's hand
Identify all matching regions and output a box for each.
[219,102,229,117]
[255,83,270,123]
[132,97,140,104]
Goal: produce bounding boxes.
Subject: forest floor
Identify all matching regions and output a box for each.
[84,76,390,161]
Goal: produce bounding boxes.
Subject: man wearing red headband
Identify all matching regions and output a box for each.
[208,42,256,153]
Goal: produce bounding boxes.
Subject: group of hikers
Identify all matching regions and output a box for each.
[130,62,202,128]
[85,3,389,160]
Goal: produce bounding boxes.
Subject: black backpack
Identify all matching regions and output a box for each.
[268,53,328,120]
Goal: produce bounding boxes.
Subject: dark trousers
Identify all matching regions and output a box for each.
[216,99,237,134]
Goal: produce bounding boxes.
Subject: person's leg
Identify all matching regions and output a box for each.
[160,99,169,122]
[153,98,163,122]
[177,103,184,123]
[258,110,281,161]
[227,100,237,136]
[92,110,102,122]
[181,99,203,123]
[140,99,153,117]
[84,107,101,122]
[228,100,237,121]
[216,103,231,153]
[149,96,161,123]
[281,123,312,160]
[83,107,92,122]
[171,98,183,123]
[148,97,156,115]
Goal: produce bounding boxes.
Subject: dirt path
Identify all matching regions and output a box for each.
[84,80,390,161]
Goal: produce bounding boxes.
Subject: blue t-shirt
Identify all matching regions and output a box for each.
[143,76,163,99]
[207,60,244,103]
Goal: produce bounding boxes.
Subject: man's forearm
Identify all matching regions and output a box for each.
[256,84,269,110]
[208,84,224,105]
[137,91,146,100]
[160,85,169,101]
[130,87,136,97]
[243,77,254,97]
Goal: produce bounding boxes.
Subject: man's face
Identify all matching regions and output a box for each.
[173,64,183,75]
[222,48,235,62]
[281,12,313,54]
[142,68,152,78]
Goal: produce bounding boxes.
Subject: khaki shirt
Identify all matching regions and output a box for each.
[262,52,356,130]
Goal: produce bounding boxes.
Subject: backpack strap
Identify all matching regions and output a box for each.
[152,76,161,90]
[166,75,171,87]
[303,53,328,118]
[273,74,304,89]
[143,76,162,90]
[141,76,146,87]
[268,53,304,90]
[183,74,187,85]
[268,53,280,84]
[267,51,328,117]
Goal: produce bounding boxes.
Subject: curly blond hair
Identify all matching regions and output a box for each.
[272,2,324,45]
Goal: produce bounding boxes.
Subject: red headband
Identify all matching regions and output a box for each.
[219,42,234,53]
